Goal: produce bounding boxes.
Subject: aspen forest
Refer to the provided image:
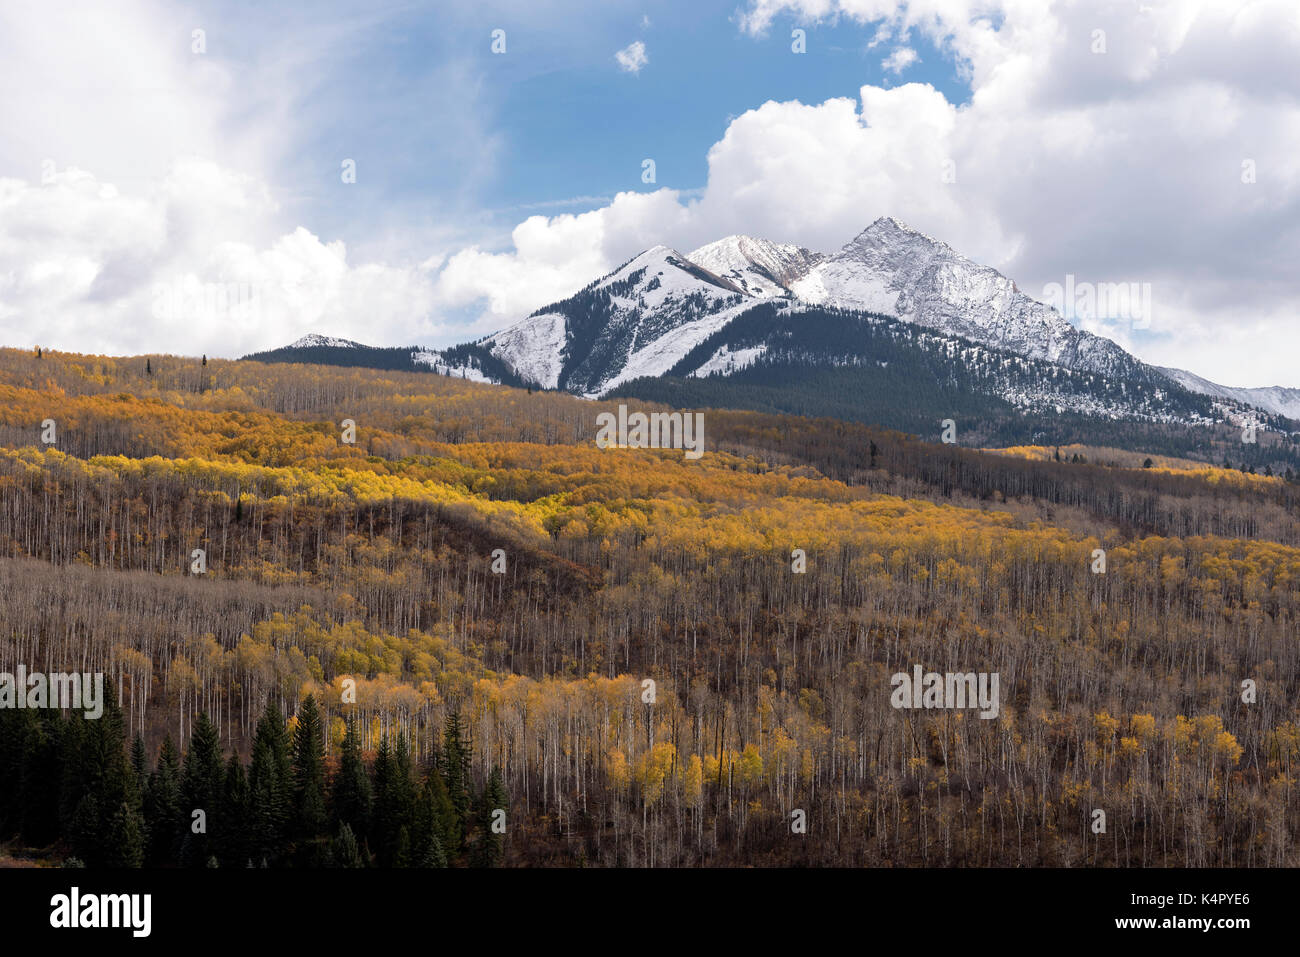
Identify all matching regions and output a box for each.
[1,346,1298,868]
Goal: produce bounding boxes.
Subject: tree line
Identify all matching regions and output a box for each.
[0,687,507,869]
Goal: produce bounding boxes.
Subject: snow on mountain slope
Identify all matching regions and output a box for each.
[482,244,758,395]
[411,349,496,383]
[288,333,367,348]
[687,235,822,297]
[690,343,769,378]
[478,312,568,389]
[790,217,1139,378]
[1157,366,1300,420]
[590,299,775,396]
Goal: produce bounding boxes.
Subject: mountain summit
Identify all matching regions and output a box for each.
[789,217,1139,378]
[686,235,822,298]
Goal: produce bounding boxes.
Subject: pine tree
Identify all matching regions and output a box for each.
[394,825,411,867]
[291,695,328,863]
[144,736,182,866]
[130,735,149,798]
[332,823,366,868]
[371,733,414,867]
[248,700,292,865]
[470,766,507,868]
[441,712,472,850]
[179,713,224,867]
[103,801,145,868]
[146,358,152,376]
[413,764,455,868]
[66,679,136,867]
[418,830,447,868]
[219,755,251,866]
[331,716,372,836]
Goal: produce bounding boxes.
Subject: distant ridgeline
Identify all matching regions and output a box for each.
[242,340,530,389]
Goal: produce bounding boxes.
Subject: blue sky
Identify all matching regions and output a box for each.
[265,1,970,258]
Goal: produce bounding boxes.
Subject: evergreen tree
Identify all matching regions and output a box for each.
[418,830,447,868]
[130,735,149,798]
[146,358,152,376]
[103,801,145,868]
[18,702,65,842]
[441,713,472,850]
[393,825,411,868]
[369,734,393,862]
[413,762,457,866]
[179,713,223,867]
[66,679,136,867]
[143,736,182,866]
[331,823,366,868]
[219,755,251,866]
[371,733,415,867]
[248,700,292,865]
[330,716,372,836]
[470,766,508,868]
[291,695,328,863]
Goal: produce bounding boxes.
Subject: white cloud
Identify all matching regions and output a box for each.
[0,161,444,356]
[881,46,919,74]
[615,40,649,74]
[0,0,476,357]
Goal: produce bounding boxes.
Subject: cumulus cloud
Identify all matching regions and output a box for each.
[881,46,919,74]
[0,161,443,357]
[615,40,649,73]
[0,0,469,357]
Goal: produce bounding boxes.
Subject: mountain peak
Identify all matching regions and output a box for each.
[857,215,946,249]
[687,234,823,298]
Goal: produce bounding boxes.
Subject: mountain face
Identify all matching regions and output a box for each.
[788,218,1141,379]
[479,245,755,396]
[467,216,1149,398]
[287,333,365,349]
[249,217,1298,454]
[686,235,822,298]
[1156,366,1300,421]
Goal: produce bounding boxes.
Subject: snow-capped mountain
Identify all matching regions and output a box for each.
[686,235,822,298]
[1156,367,1300,421]
[476,244,757,396]
[788,217,1141,379]
[252,217,1299,438]
[451,216,1152,402]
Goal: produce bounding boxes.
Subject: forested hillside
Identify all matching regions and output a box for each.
[1,347,1298,867]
